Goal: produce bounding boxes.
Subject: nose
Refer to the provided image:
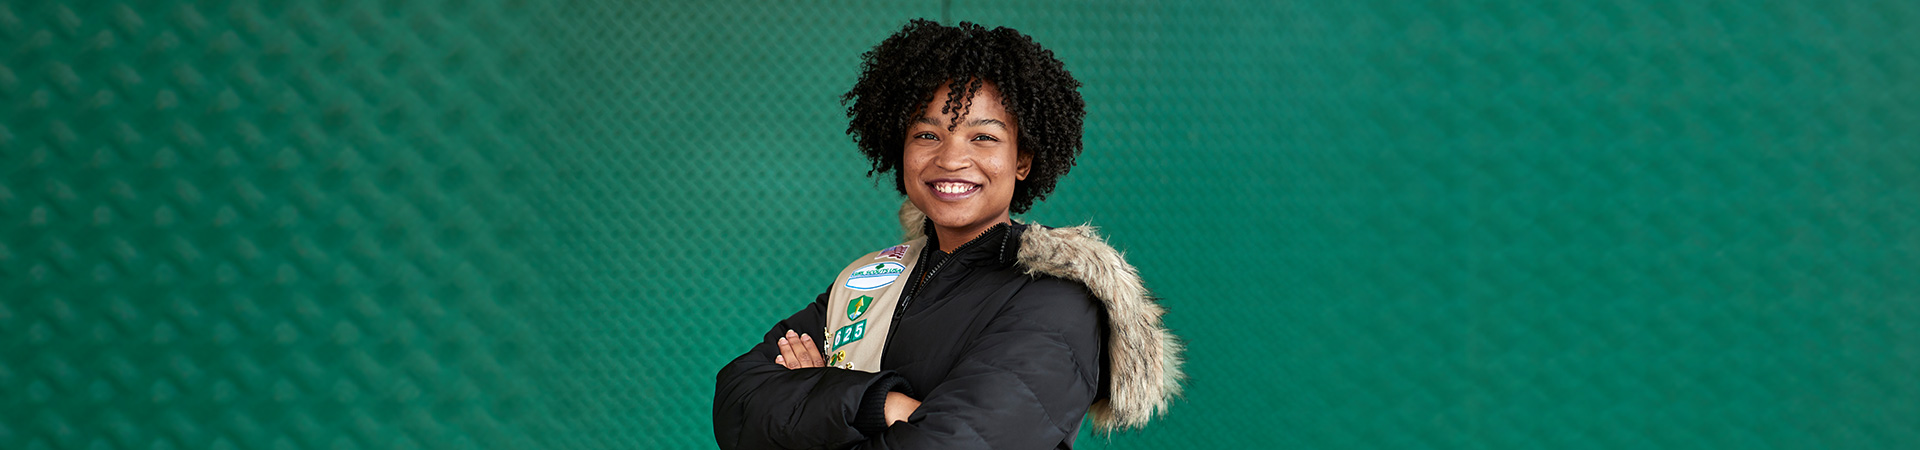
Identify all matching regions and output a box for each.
[932,139,971,171]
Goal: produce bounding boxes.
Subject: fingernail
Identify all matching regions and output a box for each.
[786,330,797,336]
[801,334,813,341]
[775,355,785,363]
[778,337,788,344]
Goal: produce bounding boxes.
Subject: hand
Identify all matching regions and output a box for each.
[884,391,921,426]
[775,329,825,369]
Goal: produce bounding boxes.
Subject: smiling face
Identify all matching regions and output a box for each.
[902,81,1032,250]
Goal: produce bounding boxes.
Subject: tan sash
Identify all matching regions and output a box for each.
[821,238,927,371]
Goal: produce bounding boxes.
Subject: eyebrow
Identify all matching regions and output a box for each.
[968,118,1009,130]
[916,116,1010,130]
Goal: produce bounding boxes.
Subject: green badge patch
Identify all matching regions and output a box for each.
[846,295,873,321]
[831,320,868,351]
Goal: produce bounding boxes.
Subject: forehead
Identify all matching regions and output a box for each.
[919,81,1011,121]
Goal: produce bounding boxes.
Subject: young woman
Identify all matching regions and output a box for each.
[714,20,1181,449]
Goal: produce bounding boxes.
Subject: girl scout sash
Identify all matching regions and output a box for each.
[821,238,927,371]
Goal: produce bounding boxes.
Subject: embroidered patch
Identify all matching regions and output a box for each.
[830,320,868,350]
[844,262,905,291]
[876,244,910,260]
[846,295,873,321]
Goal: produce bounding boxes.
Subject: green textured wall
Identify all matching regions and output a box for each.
[5,1,1917,449]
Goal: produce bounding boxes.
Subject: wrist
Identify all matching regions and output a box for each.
[855,373,912,436]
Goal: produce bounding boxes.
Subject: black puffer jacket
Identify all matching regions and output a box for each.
[714,204,1182,450]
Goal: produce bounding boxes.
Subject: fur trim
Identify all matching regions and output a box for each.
[897,201,1184,432]
[900,201,928,241]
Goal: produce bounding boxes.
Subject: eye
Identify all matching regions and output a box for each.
[913,132,938,140]
[971,134,1000,142]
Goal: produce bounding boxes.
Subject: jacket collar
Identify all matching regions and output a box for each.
[915,219,1023,270]
[895,201,1184,432]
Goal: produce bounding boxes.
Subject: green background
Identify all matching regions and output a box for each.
[5,1,1917,449]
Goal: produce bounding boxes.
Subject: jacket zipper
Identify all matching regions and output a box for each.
[879,226,1004,361]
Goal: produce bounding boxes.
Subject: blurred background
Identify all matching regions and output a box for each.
[4,0,1917,449]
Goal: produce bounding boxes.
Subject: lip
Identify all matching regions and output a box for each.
[926,178,982,201]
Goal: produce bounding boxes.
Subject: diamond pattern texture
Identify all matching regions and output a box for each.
[5,1,1919,449]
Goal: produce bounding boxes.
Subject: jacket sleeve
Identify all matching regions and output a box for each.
[714,290,913,450]
[853,278,1106,450]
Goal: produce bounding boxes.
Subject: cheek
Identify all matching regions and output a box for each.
[987,150,1021,183]
[900,149,929,180]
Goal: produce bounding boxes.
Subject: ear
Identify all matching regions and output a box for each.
[1015,151,1034,180]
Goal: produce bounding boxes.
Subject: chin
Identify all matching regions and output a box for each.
[920,207,967,228]
[909,199,970,227]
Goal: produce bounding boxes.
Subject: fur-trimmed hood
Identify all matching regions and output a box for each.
[898,202,1184,432]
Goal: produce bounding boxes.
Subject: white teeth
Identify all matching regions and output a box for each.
[934,182,975,194]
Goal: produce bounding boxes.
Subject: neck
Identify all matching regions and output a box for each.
[933,217,1010,253]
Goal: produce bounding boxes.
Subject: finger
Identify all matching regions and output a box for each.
[798,333,821,367]
[777,331,798,368]
[776,338,792,369]
[786,330,812,368]
[810,336,828,367]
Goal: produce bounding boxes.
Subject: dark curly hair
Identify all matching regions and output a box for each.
[842,19,1085,214]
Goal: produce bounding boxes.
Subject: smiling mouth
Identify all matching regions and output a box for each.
[929,181,981,200]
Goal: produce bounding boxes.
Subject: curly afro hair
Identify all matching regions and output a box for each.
[843,19,1085,214]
